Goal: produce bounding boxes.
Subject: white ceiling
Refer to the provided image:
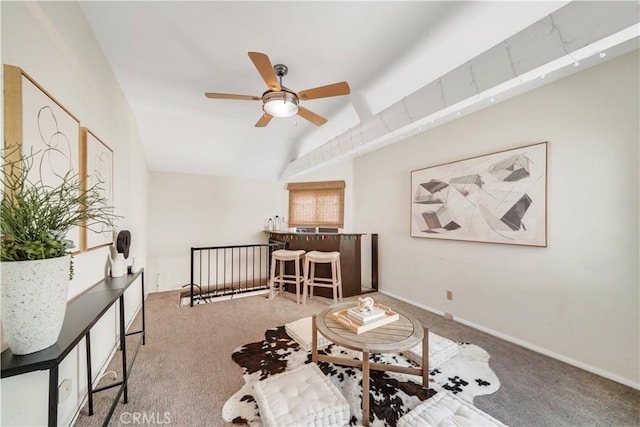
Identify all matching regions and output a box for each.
[79,1,633,180]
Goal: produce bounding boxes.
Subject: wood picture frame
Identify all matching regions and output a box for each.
[3,64,82,253]
[80,127,115,251]
[410,142,548,247]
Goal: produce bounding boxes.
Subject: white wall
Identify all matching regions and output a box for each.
[148,171,282,292]
[1,2,149,425]
[146,159,360,292]
[353,51,639,387]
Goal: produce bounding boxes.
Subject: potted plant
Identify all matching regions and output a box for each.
[1,146,119,355]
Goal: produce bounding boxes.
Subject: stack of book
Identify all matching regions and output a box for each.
[346,306,387,325]
[333,303,400,334]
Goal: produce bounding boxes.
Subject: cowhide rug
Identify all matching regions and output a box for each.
[222,326,499,427]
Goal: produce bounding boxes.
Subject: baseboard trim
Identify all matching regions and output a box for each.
[378,289,640,390]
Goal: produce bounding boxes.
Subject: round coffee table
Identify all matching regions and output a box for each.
[312,302,429,426]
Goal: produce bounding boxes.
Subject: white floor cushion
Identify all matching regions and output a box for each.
[403,331,459,369]
[285,316,330,351]
[253,363,350,427]
[398,390,507,427]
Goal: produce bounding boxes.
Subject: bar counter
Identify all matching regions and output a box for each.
[266,231,365,299]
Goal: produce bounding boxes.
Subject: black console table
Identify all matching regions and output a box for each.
[1,270,146,427]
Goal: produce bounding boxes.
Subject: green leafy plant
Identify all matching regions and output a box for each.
[1,146,120,270]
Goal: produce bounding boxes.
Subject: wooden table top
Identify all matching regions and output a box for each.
[315,302,423,353]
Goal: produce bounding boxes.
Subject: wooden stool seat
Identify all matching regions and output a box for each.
[269,249,306,304]
[303,250,343,304]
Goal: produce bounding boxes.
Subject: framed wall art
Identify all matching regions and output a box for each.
[4,64,82,253]
[410,142,547,246]
[81,127,115,251]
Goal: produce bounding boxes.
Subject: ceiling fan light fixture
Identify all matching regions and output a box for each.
[206,53,344,126]
[263,91,299,117]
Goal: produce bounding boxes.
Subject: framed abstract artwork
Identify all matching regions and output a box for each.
[410,142,547,246]
[3,64,82,253]
[81,128,115,251]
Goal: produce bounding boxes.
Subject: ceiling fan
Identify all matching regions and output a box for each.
[205,52,351,127]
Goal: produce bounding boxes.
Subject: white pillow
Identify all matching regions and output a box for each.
[253,363,349,427]
[398,390,507,427]
[285,317,330,351]
[403,331,458,369]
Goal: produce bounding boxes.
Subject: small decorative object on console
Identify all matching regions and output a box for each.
[116,230,131,258]
[130,257,142,273]
[110,230,131,277]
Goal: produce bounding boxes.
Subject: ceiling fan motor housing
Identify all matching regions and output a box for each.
[273,63,288,77]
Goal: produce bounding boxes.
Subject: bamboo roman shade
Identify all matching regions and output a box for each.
[287,180,345,228]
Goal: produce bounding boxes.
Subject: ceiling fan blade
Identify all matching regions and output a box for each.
[298,81,350,100]
[255,112,273,127]
[297,106,328,126]
[205,92,261,101]
[248,52,281,91]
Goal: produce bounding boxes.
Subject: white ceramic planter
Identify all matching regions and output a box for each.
[1,255,70,355]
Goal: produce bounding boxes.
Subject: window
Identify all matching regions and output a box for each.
[287,180,345,228]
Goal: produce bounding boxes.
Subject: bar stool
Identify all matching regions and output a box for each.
[303,251,343,304]
[269,249,306,304]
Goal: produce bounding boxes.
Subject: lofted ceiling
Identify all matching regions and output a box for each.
[79,1,637,180]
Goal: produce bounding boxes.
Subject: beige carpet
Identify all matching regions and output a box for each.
[73,290,640,427]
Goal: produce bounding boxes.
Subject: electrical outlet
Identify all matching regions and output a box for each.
[444,312,453,320]
[446,290,453,301]
[59,378,72,403]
